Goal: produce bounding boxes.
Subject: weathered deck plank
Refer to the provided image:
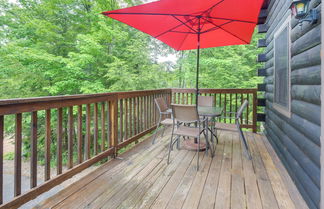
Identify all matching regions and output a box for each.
[36,130,309,209]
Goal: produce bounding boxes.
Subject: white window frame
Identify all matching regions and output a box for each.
[273,16,291,118]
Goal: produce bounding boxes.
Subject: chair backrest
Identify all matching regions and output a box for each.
[197,96,215,107]
[155,97,169,113]
[236,100,249,121]
[171,104,199,123]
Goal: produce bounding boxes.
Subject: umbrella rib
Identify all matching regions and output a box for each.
[202,17,249,44]
[205,0,225,13]
[172,15,198,33]
[200,20,233,34]
[154,16,196,38]
[207,16,256,24]
[176,17,200,50]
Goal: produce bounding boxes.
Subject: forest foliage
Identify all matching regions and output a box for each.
[0,0,263,100]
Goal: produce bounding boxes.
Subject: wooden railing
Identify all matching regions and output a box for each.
[0,89,170,208]
[171,88,258,133]
[0,88,256,208]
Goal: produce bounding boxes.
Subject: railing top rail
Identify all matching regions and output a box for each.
[171,88,257,93]
[0,88,171,106]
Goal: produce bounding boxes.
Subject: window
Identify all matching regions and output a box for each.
[273,17,291,117]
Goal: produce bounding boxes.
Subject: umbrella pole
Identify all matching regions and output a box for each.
[196,18,201,107]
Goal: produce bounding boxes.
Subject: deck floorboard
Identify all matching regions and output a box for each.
[36,130,309,209]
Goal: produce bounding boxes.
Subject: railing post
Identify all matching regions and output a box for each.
[253,91,258,133]
[109,95,119,157]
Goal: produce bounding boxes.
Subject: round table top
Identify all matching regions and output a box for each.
[197,106,223,117]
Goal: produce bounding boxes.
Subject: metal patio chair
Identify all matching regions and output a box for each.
[152,97,173,144]
[216,100,251,159]
[167,104,209,170]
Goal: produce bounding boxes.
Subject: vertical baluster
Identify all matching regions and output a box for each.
[177,93,180,104]
[129,98,133,137]
[119,100,123,142]
[253,91,257,133]
[57,108,63,175]
[246,94,250,125]
[45,110,51,181]
[241,93,243,123]
[125,98,129,140]
[137,97,140,133]
[224,94,227,123]
[31,111,37,188]
[93,104,98,155]
[77,105,83,164]
[230,94,233,124]
[143,96,146,131]
[133,97,137,135]
[101,102,106,152]
[108,101,112,148]
[219,94,222,122]
[67,107,73,169]
[149,95,152,127]
[85,104,91,160]
[0,115,3,204]
[141,96,144,132]
[109,99,118,154]
[14,113,22,197]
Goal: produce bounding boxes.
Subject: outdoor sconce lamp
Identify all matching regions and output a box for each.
[290,0,319,24]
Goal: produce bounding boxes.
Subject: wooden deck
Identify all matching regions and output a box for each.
[36,130,309,209]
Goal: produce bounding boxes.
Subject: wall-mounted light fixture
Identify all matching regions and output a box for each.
[290,0,319,24]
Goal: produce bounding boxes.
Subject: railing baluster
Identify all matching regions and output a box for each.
[57,108,63,175]
[14,113,22,197]
[129,98,133,137]
[101,102,106,152]
[137,97,140,134]
[85,104,91,160]
[45,110,51,181]
[77,105,83,163]
[230,94,232,124]
[94,103,98,155]
[246,94,250,125]
[119,100,123,142]
[125,99,129,140]
[253,91,257,133]
[0,115,3,204]
[68,106,73,168]
[31,111,37,188]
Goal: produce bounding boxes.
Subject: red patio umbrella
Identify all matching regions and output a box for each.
[102,0,264,103]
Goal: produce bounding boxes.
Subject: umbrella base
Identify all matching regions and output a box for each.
[183,139,206,151]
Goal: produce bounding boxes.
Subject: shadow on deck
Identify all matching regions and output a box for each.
[35,130,309,209]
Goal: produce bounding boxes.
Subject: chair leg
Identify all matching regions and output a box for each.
[197,136,200,171]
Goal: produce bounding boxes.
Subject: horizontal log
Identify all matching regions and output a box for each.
[291,24,321,56]
[291,100,320,126]
[267,101,320,146]
[267,108,320,168]
[266,120,320,194]
[291,65,321,85]
[258,9,268,24]
[265,127,319,209]
[257,98,266,107]
[265,57,273,69]
[264,76,273,84]
[265,93,274,102]
[291,44,321,71]
[291,85,321,105]
[257,113,266,122]
[257,53,267,62]
[257,68,267,76]
[257,84,266,91]
[257,39,267,48]
[265,84,273,93]
[266,67,273,76]
[258,24,268,33]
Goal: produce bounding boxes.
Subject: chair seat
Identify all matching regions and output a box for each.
[160,118,174,125]
[215,122,237,132]
[174,126,200,138]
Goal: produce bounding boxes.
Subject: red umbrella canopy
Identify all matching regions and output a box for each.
[102,0,264,51]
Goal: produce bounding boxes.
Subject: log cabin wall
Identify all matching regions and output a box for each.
[257,0,321,208]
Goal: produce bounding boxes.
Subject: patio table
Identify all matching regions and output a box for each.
[184,106,223,153]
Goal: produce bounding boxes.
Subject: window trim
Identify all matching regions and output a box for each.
[273,16,291,118]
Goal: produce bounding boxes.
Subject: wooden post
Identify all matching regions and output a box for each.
[14,113,22,197]
[109,97,118,157]
[252,91,258,133]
